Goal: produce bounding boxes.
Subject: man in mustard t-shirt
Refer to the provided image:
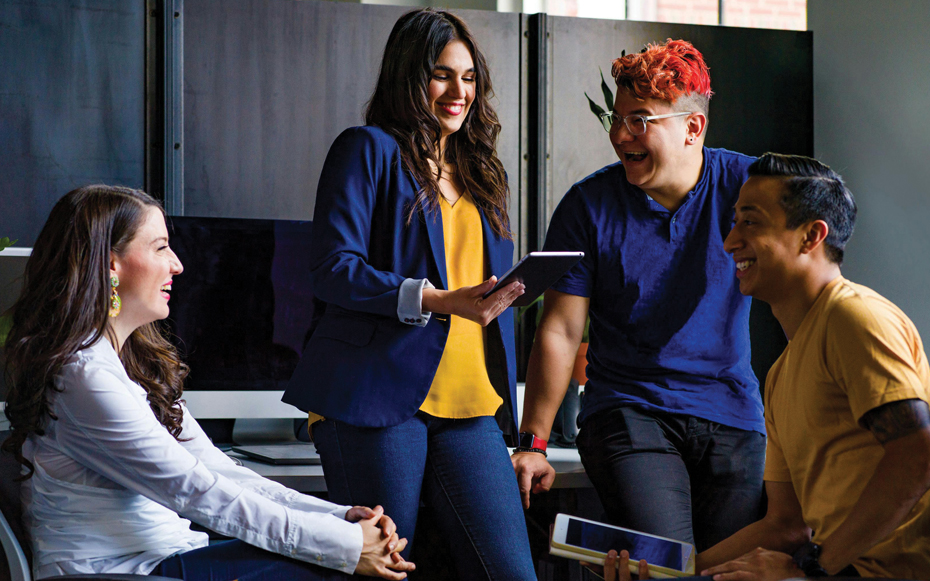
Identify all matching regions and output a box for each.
[684,153,930,579]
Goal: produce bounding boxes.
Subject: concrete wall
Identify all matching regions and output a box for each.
[809,0,930,339]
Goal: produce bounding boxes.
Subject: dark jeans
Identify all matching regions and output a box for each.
[313,413,536,581]
[150,539,352,580]
[576,405,766,551]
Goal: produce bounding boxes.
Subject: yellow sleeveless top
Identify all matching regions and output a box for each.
[419,194,503,418]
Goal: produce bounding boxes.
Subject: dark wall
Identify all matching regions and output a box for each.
[811,0,930,342]
[0,0,145,246]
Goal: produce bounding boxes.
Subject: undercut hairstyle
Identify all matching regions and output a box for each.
[2,185,189,477]
[611,39,712,115]
[748,153,858,264]
[366,8,511,240]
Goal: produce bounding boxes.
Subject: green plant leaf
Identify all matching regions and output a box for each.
[0,237,17,252]
[599,67,614,112]
[0,313,11,348]
[585,92,606,118]
[514,294,544,325]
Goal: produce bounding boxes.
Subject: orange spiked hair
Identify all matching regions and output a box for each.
[611,39,712,104]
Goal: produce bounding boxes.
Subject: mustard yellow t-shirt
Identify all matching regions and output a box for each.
[419,194,502,418]
[764,277,930,578]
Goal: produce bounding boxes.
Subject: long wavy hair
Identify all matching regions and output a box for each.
[2,185,189,477]
[365,8,512,240]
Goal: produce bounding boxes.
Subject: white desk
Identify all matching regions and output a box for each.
[185,381,593,491]
[229,446,591,493]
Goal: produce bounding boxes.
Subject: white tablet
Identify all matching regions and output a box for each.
[550,513,696,578]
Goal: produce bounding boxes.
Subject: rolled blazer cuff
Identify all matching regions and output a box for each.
[397,278,434,327]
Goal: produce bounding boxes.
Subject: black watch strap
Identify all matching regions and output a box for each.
[793,541,828,577]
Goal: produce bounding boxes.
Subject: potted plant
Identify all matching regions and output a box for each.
[584,51,644,124]
[584,66,617,126]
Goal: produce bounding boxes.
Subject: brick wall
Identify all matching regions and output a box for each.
[723,0,806,30]
[657,0,719,26]
[621,0,806,30]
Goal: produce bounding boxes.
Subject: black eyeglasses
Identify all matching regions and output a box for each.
[597,111,694,135]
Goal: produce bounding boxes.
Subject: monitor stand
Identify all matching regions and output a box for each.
[233,418,300,444]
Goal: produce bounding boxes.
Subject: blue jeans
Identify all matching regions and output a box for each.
[150,539,352,580]
[313,413,536,581]
[576,406,765,551]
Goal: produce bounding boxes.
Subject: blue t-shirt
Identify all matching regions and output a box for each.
[544,147,764,433]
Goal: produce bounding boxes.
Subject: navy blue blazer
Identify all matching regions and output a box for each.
[283,126,518,439]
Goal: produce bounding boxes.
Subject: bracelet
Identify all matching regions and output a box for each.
[513,446,548,457]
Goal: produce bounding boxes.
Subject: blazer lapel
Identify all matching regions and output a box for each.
[421,196,448,290]
[478,206,509,279]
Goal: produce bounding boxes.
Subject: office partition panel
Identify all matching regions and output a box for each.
[182,0,523,224]
[0,0,145,246]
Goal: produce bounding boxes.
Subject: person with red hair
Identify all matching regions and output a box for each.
[513,39,766,551]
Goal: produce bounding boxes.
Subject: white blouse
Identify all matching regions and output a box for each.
[22,337,362,579]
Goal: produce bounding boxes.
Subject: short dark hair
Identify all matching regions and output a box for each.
[748,153,857,264]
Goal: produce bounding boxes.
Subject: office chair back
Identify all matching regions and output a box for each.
[0,430,30,581]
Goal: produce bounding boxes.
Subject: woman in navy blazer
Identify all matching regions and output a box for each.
[283,9,536,581]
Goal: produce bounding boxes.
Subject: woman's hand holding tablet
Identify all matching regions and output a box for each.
[483,252,584,307]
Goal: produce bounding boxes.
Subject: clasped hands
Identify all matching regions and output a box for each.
[345,505,416,579]
[596,547,802,581]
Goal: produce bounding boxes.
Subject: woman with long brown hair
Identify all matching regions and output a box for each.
[282,8,535,580]
[2,185,414,580]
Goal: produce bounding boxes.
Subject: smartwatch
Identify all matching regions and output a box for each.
[514,432,548,456]
[793,541,828,577]
[516,432,548,452]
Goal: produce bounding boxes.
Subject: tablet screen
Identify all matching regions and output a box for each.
[565,520,682,569]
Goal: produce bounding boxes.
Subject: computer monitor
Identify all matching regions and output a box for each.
[163,216,316,420]
[0,218,316,422]
[0,217,313,439]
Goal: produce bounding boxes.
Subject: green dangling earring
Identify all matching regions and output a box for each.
[108,274,121,318]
